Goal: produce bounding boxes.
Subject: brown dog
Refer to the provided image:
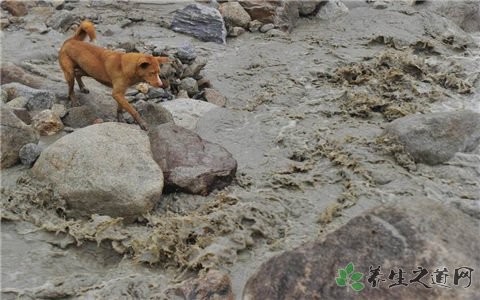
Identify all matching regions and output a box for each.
[59,20,169,130]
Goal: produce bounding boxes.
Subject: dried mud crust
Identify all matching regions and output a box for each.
[312,49,472,121]
[1,175,285,273]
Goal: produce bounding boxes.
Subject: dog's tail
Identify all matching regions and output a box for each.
[71,20,96,42]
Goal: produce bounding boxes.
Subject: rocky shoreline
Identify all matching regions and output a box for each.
[1,0,479,299]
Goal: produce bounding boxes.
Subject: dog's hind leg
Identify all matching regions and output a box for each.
[74,68,90,94]
[117,103,125,123]
[59,55,79,107]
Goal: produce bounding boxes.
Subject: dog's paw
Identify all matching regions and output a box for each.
[139,121,149,131]
[80,87,90,94]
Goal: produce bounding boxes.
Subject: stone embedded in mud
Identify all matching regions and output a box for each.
[177,44,198,63]
[164,270,234,300]
[248,19,263,32]
[32,109,64,136]
[160,98,218,130]
[243,199,480,300]
[182,57,207,79]
[6,96,28,109]
[219,1,252,29]
[19,143,41,167]
[228,26,246,37]
[149,123,237,196]
[239,0,299,32]
[259,23,275,33]
[31,122,164,222]
[316,0,349,20]
[62,106,98,128]
[45,10,79,32]
[204,88,227,107]
[2,83,56,112]
[384,111,480,165]
[0,105,39,169]
[1,0,28,17]
[171,3,227,44]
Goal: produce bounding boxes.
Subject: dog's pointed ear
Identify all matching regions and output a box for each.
[156,56,170,64]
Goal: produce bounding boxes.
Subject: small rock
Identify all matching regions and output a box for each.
[259,23,275,33]
[161,98,218,130]
[177,44,197,63]
[11,108,32,125]
[0,18,10,29]
[5,97,28,109]
[147,87,167,99]
[316,0,349,20]
[248,20,263,32]
[171,3,227,44]
[373,1,388,9]
[2,83,55,111]
[197,78,212,89]
[19,143,42,167]
[179,78,199,97]
[51,103,67,118]
[219,1,251,29]
[134,100,174,127]
[383,111,480,165]
[183,57,207,79]
[136,82,149,94]
[62,106,98,128]
[176,90,189,99]
[228,26,246,37]
[32,109,64,136]
[31,123,164,222]
[25,22,49,34]
[149,123,237,195]
[204,88,227,107]
[1,0,28,17]
[1,105,39,169]
[298,0,321,16]
[240,0,298,32]
[45,10,78,32]
[165,270,234,300]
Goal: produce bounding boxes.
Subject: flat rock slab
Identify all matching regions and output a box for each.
[149,123,237,195]
[171,3,227,44]
[160,98,218,130]
[31,122,164,222]
[384,111,480,165]
[244,199,479,299]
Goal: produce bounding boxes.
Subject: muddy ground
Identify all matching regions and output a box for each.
[1,1,479,299]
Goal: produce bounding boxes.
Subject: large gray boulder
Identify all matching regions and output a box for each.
[171,3,227,44]
[420,0,480,32]
[244,199,479,299]
[0,104,39,169]
[31,122,164,222]
[384,111,480,165]
[149,123,237,195]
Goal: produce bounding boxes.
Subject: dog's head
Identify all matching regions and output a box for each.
[137,56,170,88]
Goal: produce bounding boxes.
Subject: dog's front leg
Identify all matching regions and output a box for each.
[112,89,148,131]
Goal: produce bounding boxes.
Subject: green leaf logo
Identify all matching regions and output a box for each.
[335,262,365,292]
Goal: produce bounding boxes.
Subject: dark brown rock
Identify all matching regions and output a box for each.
[12,108,33,125]
[1,0,28,17]
[165,270,235,300]
[243,199,479,299]
[239,0,299,32]
[134,100,174,127]
[149,123,237,195]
